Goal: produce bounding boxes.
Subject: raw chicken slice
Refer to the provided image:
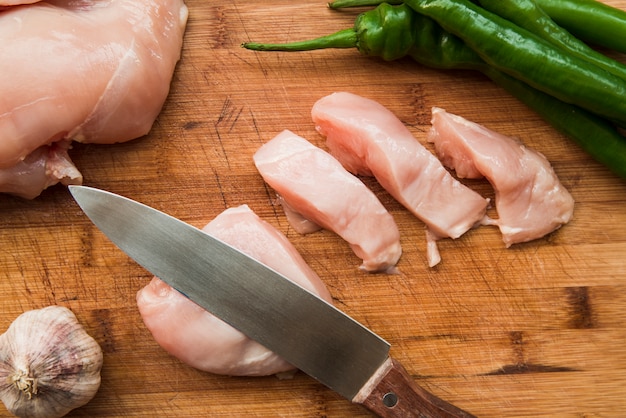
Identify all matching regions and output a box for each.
[254,129,402,272]
[312,92,488,266]
[136,204,334,377]
[0,0,188,169]
[0,141,82,199]
[428,107,575,247]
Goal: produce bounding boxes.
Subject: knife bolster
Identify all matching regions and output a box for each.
[352,357,475,417]
[353,357,394,404]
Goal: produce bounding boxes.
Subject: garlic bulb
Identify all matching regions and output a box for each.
[0,306,103,418]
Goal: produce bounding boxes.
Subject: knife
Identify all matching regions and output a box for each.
[69,185,475,418]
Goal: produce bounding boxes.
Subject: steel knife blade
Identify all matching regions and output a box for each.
[69,185,474,418]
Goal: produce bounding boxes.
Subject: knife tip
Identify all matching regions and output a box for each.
[68,184,84,198]
[68,185,99,203]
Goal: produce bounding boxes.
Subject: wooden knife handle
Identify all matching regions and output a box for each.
[352,357,475,418]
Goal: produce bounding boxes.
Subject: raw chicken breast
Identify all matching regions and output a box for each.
[312,92,488,266]
[428,107,575,247]
[254,129,402,272]
[0,141,82,199]
[136,205,333,377]
[0,0,188,169]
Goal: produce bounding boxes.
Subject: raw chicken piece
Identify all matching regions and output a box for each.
[0,0,188,169]
[136,205,334,377]
[428,107,575,246]
[0,141,82,199]
[312,92,488,266]
[254,130,402,272]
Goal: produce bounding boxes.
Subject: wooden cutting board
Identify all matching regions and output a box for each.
[1,1,625,416]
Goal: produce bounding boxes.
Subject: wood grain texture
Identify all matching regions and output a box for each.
[1,1,625,416]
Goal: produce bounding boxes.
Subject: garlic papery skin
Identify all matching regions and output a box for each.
[0,306,103,418]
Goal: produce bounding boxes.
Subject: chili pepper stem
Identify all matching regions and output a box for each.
[243,29,357,52]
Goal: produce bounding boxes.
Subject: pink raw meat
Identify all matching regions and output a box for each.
[0,0,188,169]
[136,204,333,377]
[312,92,488,266]
[254,129,402,273]
[0,141,82,199]
[428,107,574,247]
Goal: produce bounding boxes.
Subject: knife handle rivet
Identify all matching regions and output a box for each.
[382,392,398,408]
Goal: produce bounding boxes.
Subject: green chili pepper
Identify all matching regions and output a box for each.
[400,0,626,127]
[245,3,477,64]
[330,0,626,80]
[330,0,626,54]
[534,0,626,54]
[243,3,626,179]
[477,0,626,82]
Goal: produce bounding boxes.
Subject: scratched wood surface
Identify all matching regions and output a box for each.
[1,1,625,416]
